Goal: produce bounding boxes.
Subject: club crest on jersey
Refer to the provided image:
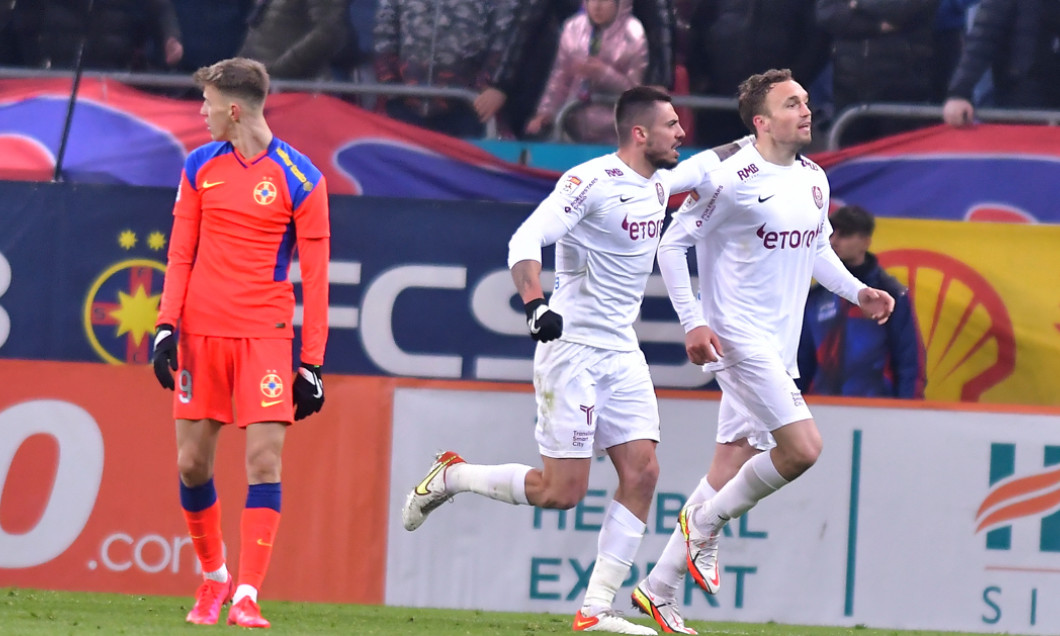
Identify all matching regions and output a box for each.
[254,179,278,205]
[812,185,824,209]
[260,371,284,398]
[656,183,664,205]
[561,175,582,195]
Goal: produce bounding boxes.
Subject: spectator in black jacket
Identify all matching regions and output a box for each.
[686,0,829,146]
[942,0,1060,126]
[12,0,184,71]
[817,0,939,145]
[238,0,348,79]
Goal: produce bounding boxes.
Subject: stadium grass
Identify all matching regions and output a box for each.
[0,587,1018,636]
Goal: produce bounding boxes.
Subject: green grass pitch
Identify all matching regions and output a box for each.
[0,588,1023,635]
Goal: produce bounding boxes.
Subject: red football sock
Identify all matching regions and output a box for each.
[182,501,225,574]
[238,507,281,590]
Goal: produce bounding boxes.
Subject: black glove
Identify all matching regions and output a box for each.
[152,324,178,390]
[524,298,563,342]
[293,362,324,420]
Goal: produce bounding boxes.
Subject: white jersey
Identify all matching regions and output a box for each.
[508,146,737,351]
[659,142,865,374]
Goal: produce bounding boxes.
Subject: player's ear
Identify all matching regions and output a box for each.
[229,101,241,122]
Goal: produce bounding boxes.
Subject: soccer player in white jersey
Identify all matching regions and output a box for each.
[401,86,742,635]
[632,69,896,633]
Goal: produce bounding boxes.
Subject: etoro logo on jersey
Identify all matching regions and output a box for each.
[756,221,822,250]
[976,443,1060,553]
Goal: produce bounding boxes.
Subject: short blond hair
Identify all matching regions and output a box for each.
[193,57,269,108]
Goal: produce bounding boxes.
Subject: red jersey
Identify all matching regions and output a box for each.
[157,137,330,364]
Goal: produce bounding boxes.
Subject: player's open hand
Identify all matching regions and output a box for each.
[686,325,723,365]
[293,363,325,420]
[857,287,895,324]
[524,298,563,342]
[152,324,178,390]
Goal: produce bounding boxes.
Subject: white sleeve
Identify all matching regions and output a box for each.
[507,171,597,267]
[812,201,866,304]
[664,135,753,193]
[658,219,707,332]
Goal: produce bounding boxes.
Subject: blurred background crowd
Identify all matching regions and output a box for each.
[0,0,1057,148]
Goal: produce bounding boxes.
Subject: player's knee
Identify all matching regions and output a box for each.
[618,456,659,497]
[245,448,282,483]
[789,434,822,473]
[176,450,211,485]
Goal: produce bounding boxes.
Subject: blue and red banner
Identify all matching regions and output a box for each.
[0,78,557,202]
[812,124,1060,224]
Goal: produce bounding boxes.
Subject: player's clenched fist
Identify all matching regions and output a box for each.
[152,324,178,390]
[292,363,324,420]
[524,298,563,342]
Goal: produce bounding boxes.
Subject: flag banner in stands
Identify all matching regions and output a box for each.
[3,79,1060,222]
[813,124,1060,224]
[0,78,557,202]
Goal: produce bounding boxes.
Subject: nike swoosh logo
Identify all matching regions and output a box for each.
[619,194,634,202]
[261,399,283,407]
[190,533,207,539]
[413,455,460,496]
[256,538,273,547]
[758,194,775,203]
[573,613,599,630]
[202,180,224,189]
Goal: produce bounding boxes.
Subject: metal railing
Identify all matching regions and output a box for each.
[0,66,497,138]
[551,92,739,142]
[826,102,1060,150]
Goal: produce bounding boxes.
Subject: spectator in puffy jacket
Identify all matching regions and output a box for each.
[238,0,347,79]
[12,0,184,71]
[525,0,648,143]
[374,0,515,137]
[942,0,1060,126]
[687,0,830,146]
[473,0,673,139]
[797,205,926,399]
[817,0,939,145]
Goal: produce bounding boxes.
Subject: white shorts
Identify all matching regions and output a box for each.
[533,340,660,459]
[714,352,813,451]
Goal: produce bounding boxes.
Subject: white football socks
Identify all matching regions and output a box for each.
[646,476,717,599]
[446,463,531,505]
[232,584,257,604]
[582,501,646,613]
[694,451,788,530]
[203,565,229,584]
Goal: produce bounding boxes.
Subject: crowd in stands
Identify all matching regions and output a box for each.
[0,0,1057,145]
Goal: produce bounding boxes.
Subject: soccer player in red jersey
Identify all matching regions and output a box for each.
[151,57,330,629]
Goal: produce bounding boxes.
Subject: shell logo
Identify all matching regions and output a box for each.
[878,249,1015,402]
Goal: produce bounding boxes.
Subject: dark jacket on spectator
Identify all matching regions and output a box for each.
[798,253,926,399]
[238,0,348,79]
[13,0,181,70]
[374,0,515,92]
[946,0,1060,107]
[688,0,829,97]
[817,0,939,110]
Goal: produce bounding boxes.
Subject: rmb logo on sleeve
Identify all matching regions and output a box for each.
[82,230,168,365]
